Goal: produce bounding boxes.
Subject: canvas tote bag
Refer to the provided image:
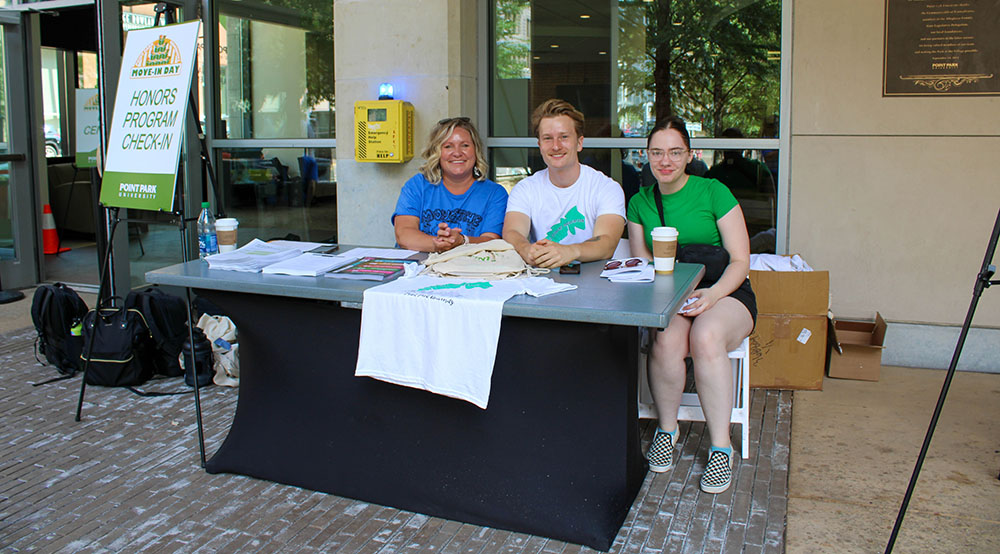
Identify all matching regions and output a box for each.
[423,239,548,279]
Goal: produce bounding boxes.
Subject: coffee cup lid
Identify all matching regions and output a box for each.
[216,218,239,229]
[651,226,678,238]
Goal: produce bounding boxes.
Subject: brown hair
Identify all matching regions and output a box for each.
[418,117,489,183]
[530,99,585,138]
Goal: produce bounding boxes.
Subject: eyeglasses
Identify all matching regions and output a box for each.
[648,148,690,162]
[605,257,643,270]
[438,116,471,125]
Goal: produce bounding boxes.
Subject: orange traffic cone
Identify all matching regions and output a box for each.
[42,204,70,254]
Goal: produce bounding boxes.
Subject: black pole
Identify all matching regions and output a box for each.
[154,1,210,467]
[76,207,122,421]
[0,275,25,304]
[885,208,999,553]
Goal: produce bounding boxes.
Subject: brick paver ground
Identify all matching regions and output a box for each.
[1,327,790,553]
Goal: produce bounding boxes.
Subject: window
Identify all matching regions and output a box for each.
[217,0,334,140]
[490,0,782,252]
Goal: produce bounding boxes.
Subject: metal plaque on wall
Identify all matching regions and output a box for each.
[883,0,999,96]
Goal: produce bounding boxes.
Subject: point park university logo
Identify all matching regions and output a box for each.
[130,35,183,79]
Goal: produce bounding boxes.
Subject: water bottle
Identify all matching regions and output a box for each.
[197,201,218,259]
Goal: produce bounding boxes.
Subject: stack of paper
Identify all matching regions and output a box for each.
[600,258,654,283]
[261,252,357,277]
[205,239,306,272]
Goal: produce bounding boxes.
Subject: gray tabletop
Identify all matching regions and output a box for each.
[145,247,704,328]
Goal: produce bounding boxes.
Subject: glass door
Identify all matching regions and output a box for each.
[0,11,42,289]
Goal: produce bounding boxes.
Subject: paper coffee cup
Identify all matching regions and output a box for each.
[216,218,239,253]
[650,226,678,274]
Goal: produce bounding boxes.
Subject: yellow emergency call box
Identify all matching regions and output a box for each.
[354,100,414,163]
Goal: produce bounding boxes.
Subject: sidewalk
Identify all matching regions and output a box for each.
[0,289,789,553]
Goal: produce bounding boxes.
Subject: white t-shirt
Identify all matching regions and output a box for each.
[505,164,626,244]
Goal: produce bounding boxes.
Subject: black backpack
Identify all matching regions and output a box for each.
[31,283,88,382]
[80,297,155,387]
[125,287,190,378]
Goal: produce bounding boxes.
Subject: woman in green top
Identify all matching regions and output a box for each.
[627,117,756,495]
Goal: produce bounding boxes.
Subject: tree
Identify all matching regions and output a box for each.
[618,0,780,137]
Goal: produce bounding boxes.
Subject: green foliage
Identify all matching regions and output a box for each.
[618,0,781,137]
[496,0,531,79]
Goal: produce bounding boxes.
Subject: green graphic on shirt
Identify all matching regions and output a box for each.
[545,206,585,242]
[418,282,493,291]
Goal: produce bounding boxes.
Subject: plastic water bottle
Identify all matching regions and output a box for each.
[197,202,218,259]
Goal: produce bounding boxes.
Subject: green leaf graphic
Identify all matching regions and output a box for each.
[545,206,586,242]
[418,282,493,291]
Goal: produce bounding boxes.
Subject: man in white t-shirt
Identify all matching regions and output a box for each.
[502,99,626,268]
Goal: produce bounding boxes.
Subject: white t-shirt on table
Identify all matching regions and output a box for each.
[505,164,626,244]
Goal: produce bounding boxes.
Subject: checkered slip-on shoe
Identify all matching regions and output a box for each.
[647,428,676,473]
[700,447,736,493]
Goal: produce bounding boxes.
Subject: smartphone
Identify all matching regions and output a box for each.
[308,244,339,254]
[559,262,581,274]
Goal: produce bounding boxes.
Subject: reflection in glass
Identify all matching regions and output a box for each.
[491,0,780,140]
[616,0,780,138]
[0,34,11,259]
[218,0,334,139]
[219,146,336,241]
[127,147,336,287]
[0,163,11,260]
[493,0,612,139]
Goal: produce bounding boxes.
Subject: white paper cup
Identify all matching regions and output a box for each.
[650,226,678,274]
[216,218,239,253]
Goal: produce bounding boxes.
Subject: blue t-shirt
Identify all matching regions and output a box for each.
[391,174,509,237]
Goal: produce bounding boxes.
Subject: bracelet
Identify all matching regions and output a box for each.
[463,234,470,245]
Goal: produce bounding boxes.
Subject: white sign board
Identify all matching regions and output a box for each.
[74,88,100,168]
[100,20,200,211]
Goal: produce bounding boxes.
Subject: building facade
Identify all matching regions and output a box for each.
[0,0,997,369]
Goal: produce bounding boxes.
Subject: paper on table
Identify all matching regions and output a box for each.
[266,240,333,252]
[205,239,304,272]
[261,252,356,276]
[600,258,654,283]
[340,247,418,260]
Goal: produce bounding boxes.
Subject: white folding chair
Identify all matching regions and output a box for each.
[638,336,751,458]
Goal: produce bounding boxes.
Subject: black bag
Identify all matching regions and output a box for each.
[678,243,730,287]
[651,183,731,288]
[126,287,189,377]
[80,298,155,387]
[31,283,88,380]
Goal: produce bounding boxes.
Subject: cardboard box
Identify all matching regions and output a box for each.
[749,315,828,390]
[748,263,830,390]
[828,312,886,381]
[749,268,830,316]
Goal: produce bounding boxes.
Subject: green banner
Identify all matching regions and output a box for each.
[100,171,178,211]
[75,149,97,168]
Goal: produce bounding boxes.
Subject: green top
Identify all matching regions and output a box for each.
[626,175,738,252]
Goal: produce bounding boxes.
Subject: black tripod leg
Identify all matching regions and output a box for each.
[885,208,1000,553]
[185,284,207,468]
[76,209,121,421]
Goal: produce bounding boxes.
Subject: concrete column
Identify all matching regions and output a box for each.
[334,0,479,246]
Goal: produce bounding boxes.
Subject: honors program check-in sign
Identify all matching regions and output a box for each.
[100,21,200,211]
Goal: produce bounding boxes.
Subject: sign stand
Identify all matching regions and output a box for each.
[74,15,212,469]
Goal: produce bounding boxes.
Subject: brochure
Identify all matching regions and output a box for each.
[327,257,418,281]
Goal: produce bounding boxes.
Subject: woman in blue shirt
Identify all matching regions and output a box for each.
[392,118,508,252]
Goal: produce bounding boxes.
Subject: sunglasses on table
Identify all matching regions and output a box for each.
[604,258,643,270]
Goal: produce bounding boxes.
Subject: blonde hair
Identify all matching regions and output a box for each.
[531,98,585,138]
[419,118,489,184]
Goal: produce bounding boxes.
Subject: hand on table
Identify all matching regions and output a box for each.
[529,239,578,269]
